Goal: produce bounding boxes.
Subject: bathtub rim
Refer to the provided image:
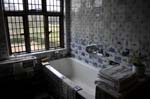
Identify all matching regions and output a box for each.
[44,64,96,99]
[44,57,99,99]
[49,57,99,72]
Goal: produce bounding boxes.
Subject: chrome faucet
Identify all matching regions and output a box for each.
[85,44,103,56]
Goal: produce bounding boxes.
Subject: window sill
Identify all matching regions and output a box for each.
[9,48,68,59]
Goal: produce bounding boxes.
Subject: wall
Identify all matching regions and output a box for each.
[70,0,150,72]
[0,0,9,60]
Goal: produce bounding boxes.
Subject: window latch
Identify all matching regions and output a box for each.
[48,31,52,34]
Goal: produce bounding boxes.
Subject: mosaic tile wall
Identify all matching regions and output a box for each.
[70,0,150,72]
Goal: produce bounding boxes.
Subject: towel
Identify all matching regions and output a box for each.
[96,65,137,92]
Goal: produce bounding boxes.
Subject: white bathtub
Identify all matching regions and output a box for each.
[44,58,99,99]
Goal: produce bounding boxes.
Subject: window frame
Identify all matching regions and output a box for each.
[3,0,64,54]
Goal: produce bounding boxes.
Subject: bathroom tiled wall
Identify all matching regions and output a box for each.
[70,0,150,71]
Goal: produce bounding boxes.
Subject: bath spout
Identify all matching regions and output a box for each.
[85,44,103,56]
[85,44,98,54]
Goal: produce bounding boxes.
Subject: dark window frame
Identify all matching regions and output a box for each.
[3,0,64,54]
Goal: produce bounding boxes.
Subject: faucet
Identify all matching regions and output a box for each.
[85,44,103,56]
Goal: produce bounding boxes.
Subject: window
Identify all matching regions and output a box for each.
[3,0,64,54]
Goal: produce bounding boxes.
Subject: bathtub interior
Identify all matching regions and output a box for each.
[49,58,99,98]
[49,59,74,78]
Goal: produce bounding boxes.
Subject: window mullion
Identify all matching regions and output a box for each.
[42,0,49,50]
[23,0,31,53]
[60,0,64,48]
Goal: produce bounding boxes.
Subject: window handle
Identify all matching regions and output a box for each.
[48,31,52,34]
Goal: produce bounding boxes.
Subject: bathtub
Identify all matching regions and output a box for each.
[44,58,99,99]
